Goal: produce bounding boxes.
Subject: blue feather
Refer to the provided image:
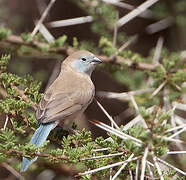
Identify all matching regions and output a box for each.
[20,122,54,172]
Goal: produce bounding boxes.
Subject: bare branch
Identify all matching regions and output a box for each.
[117,0,160,28]
[32,0,56,37]
[47,16,93,28]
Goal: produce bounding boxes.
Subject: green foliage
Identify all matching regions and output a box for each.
[21,33,32,43]
[99,36,116,56]
[51,35,67,47]
[0,27,11,40]
[0,54,10,71]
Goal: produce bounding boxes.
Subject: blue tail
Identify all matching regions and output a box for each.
[20,122,54,172]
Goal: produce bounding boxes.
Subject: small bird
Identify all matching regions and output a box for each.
[21,50,102,172]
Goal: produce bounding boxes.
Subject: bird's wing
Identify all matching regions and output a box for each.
[36,89,94,123]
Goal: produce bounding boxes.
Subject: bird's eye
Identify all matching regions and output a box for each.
[81,57,86,61]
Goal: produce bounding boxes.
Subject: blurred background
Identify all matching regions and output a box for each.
[0,0,186,179]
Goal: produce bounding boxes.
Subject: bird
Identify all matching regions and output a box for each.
[20,50,102,172]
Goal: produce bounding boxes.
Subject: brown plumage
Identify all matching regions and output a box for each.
[36,50,97,127]
[21,50,102,172]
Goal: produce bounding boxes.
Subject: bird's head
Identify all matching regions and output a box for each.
[63,50,102,76]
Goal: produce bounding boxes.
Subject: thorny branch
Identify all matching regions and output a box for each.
[0,34,158,71]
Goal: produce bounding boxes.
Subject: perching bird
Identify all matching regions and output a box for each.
[21,50,102,172]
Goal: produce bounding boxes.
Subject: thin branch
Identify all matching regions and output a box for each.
[129,169,134,180]
[3,115,9,130]
[38,23,55,43]
[167,151,186,155]
[129,94,148,129]
[122,106,155,131]
[76,156,139,177]
[152,155,164,180]
[110,35,138,60]
[135,160,139,180]
[169,127,186,139]
[101,0,153,19]
[158,136,186,145]
[81,152,124,161]
[3,149,68,161]
[146,17,174,34]
[112,154,134,180]
[94,99,120,130]
[117,0,160,28]
[173,102,186,112]
[1,162,25,180]
[147,163,155,180]
[98,88,154,101]
[152,36,164,64]
[165,124,186,133]
[151,80,167,98]
[47,16,93,28]
[11,84,37,111]
[140,147,149,180]
[156,157,186,177]
[32,0,56,37]
[92,147,110,152]
[112,11,119,47]
[90,120,143,145]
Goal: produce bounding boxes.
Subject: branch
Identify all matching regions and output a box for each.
[2,34,157,71]
[3,149,68,161]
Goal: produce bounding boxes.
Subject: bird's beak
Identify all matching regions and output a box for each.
[91,57,102,64]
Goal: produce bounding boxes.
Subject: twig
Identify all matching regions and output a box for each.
[117,0,160,28]
[38,23,55,43]
[32,0,56,37]
[94,99,120,130]
[152,155,164,180]
[129,169,133,180]
[159,136,186,145]
[167,151,186,155]
[169,127,186,139]
[122,106,154,131]
[1,162,25,180]
[152,36,164,64]
[156,157,186,177]
[101,0,153,19]
[151,80,167,98]
[97,88,154,101]
[112,11,119,47]
[135,160,139,180]
[11,84,37,110]
[140,147,149,180]
[111,154,134,180]
[147,163,155,179]
[92,147,110,152]
[146,17,174,34]
[129,94,148,129]
[165,124,186,133]
[3,115,9,130]
[110,35,138,60]
[129,94,139,112]
[173,102,186,112]
[90,120,143,145]
[3,149,68,161]
[81,152,124,161]
[77,156,139,177]
[47,16,93,28]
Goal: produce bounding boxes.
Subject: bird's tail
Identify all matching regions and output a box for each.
[20,122,54,172]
